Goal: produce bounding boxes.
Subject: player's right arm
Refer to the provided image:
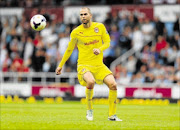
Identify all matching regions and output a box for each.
[56,30,77,75]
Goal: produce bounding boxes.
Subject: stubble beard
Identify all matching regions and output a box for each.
[82,19,89,25]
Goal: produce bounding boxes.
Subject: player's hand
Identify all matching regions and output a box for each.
[93,48,101,55]
[56,67,62,75]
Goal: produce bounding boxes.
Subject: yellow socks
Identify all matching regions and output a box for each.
[108,90,117,117]
[85,88,94,110]
[85,88,117,116]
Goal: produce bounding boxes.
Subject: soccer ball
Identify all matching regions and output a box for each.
[30,14,46,31]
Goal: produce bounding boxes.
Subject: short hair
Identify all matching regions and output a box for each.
[81,7,92,14]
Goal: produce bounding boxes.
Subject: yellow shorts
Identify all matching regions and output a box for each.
[77,64,112,86]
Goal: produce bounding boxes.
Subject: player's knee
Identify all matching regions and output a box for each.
[87,79,95,89]
[109,82,117,90]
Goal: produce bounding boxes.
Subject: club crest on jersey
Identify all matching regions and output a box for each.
[94,27,99,33]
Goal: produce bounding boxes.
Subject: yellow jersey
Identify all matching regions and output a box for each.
[58,22,110,67]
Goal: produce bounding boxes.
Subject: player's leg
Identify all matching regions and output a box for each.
[104,74,117,117]
[84,71,95,110]
[103,74,122,121]
[83,71,95,89]
[83,71,95,121]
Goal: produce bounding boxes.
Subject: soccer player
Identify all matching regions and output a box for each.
[56,7,122,121]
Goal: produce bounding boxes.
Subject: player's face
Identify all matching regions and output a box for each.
[80,9,92,24]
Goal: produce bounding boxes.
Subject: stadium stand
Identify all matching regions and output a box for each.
[0,1,180,86]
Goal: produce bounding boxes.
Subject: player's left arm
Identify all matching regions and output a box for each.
[93,24,110,55]
[99,24,110,52]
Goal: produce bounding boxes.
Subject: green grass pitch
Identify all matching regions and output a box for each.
[0,101,179,130]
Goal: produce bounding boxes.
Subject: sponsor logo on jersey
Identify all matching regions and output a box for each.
[84,40,99,45]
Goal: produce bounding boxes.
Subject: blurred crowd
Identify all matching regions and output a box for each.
[103,10,180,86]
[0,6,180,85]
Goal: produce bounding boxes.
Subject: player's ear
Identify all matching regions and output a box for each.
[90,13,92,19]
